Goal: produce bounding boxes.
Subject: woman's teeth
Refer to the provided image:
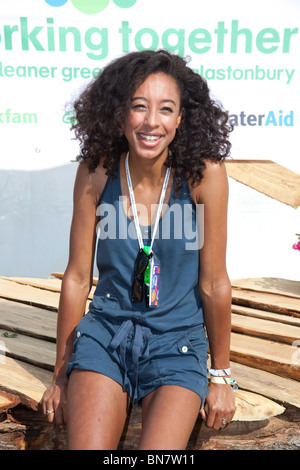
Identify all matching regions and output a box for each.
[140,134,160,141]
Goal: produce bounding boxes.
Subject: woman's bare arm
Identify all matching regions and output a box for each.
[191,160,235,429]
[42,161,107,423]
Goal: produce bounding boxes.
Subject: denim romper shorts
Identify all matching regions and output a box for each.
[66,164,209,406]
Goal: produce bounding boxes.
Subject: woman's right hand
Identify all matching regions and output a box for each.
[41,377,68,425]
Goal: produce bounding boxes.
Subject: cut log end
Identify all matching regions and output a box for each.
[0,390,20,412]
[233,390,286,422]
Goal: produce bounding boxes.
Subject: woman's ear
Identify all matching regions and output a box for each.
[176,108,184,129]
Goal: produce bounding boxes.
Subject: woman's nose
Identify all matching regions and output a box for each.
[144,108,159,127]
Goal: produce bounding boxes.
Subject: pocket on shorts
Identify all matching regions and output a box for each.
[73,313,95,351]
[177,326,209,361]
[154,325,208,361]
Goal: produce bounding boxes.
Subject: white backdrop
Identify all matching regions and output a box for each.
[0,0,299,280]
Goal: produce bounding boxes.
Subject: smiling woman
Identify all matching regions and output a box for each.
[42,50,235,450]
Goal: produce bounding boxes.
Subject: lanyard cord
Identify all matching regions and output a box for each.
[125,152,171,252]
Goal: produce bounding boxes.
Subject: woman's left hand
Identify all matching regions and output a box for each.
[200,383,236,430]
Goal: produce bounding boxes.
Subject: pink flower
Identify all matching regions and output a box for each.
[293,241,300,251]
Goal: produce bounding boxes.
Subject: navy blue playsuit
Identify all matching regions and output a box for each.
[66,162,209,406]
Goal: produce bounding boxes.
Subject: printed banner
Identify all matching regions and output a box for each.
[0,0,299,171]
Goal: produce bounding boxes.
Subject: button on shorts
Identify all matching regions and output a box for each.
[66,312,210,407]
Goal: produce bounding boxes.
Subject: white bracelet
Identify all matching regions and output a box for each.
[208,368,231,377]
[210,376,238,391]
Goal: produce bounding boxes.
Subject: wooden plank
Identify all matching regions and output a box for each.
[0,298,56,342]
[0,356,52,410]
[231,361,300,409]
[0,276,62,293]
[231,287,300,316]
[0,278,59,311]
[231,313,300,345]
[230,332,300,381]
[0,329,55,371]
[231,277,300,299]
[0,276,95,299]
[231,304,300,327]
[225,160,300,208]
[0,278,90,313]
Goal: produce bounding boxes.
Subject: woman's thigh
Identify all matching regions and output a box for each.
[67,369,129,450]
[138,385,201,450]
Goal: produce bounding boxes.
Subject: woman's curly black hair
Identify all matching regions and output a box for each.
[71,49,232,194]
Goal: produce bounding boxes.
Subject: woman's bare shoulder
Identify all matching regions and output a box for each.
[74,158,109,207]
[189,160,228,204]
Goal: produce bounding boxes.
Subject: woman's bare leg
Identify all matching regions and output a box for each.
[138,385,201,450]
[66,370,128,450]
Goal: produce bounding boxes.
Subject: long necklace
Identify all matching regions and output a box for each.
[125,152,170,254]
[125,152,170,306]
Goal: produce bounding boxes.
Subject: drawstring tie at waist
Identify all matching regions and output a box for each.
[109,319,151,404]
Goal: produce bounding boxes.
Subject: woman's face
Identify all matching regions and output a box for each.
[124,73,182,162]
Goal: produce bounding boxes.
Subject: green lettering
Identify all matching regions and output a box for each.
[119,21,132,52]
[12,113,21,124]
[16,66,26,78]
[282,27,298,52]
[85,27,108,60]
[256,28,279,53]
[214,21,228,53]
[216,69,226,80]
[39,66,50,78]
[73,67,80,78]
[4,65,14,77]
[50,66,57,78]
[23,113,37,124]
[80,67,91,79]
[5,109,12,123]
[231,20,252,53]
[3,24,18,50]
[134,28,159,51]
[1,17,298,60]
[62,67,73,82]
[59,26,81,52]
[63,110,77,126]
[188,28,211,53]
[47,18,55,51]
[162,28,185,56]
[28,66,38,78]
[20,17,44,51]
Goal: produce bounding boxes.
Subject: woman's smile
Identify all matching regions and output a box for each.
[138,132,163,145]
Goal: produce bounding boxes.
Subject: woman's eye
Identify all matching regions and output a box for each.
[161,107,174,113]
[132,104,146,110]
